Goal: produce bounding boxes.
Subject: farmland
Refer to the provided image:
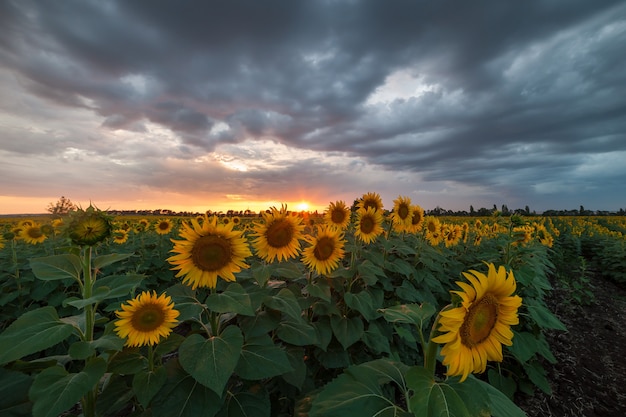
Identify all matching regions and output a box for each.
[1,198,625,416]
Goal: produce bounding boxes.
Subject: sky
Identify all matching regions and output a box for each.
[1,0,625,215]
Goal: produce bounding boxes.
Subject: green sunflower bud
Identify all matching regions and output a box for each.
[66,205,113,246]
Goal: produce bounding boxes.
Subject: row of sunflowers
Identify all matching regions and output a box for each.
[0,193,573,417]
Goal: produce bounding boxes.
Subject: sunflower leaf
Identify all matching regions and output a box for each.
[133,366,167,409]
[205,283,255,316]
[378,303,436,330]
[235,335,293,380]
[406,366,472,417]
[93,252,133,270]
[330,316,364,350]
[178,326,243,396]
[0,307,75,366]
[30,254,83,282]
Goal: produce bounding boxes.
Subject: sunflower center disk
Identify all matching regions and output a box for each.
[360,217,375,234]
[461,294,499,347]
[331,210,346,224]
[192,235,232,272]
[314,237,335,261]
[398,205,410,220]
[131,305,165,332]
[28,228,43,238]
[266,220,294,248]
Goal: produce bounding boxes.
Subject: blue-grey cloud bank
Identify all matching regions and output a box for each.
[1,0,625,214]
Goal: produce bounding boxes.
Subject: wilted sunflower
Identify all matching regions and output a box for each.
[251,205,305,263]
[390,195,414,233]
[356,192,383,212]
[354,207,384,244]
[66,206,113,246]
[155,219,174,235]
[168,215,252,289]
[112,229,129,244]
[114,291,180,347]
[432,263,522,382]
[324,200,351,230]
[21,223,47,245]
[302,225,346,276]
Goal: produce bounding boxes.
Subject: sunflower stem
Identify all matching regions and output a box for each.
[81,246,98,417]
[148,344,155,372]
[424,309,445,378]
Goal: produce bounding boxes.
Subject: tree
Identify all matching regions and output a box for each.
[47,196,77,215]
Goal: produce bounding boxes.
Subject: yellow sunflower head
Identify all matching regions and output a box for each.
[390,195,413,232]
[406,205,425,234]
[114,291,180,347]
[356,192,383,212]
[431,263,522,382]
[168,215,252,289]
[21,223,47,245]
[155,219,174,235]
[324,200,351,230]
[354,207,384,244]
[251,205,305,263]
[112,229,129,244]
[66,205,113,246]
[302,225,346,276]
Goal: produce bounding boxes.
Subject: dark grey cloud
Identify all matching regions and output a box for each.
[1,0,625,212]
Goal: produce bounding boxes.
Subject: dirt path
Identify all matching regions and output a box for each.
[518,273,626,416]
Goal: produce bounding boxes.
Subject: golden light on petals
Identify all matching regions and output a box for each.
[390,195,413,233]
[114,291,180,347]
[302,225,346,276]
[431,263,522,382]
[356,192,383,212]
[155,219,174,235]
[251,205,305,263]
[168,215,252,289]
[21,223,47,245]
[354,207,384,244]
[324,200,351,230]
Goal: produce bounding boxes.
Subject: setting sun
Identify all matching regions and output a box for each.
[296,202,310,211]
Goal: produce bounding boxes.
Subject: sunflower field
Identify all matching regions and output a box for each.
[0,195,624,417]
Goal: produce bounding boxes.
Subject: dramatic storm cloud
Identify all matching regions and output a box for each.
[1,0,625,214]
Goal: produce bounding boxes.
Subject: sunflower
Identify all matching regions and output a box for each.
[354,207,384,244]
[406,205,425,234]
[137,218,150,230]
[21,223,47,245]
[356,192,383,212]
[444,224,462,248]
[431,263,522,382]
[390,196,414,233]
[112,229,129,244]
[66,206,113,246]
[251,205,305,263]
[155,219,174,235]
[424,216,441,235]
[302,225,346,276]
[0,235,4,250]
[114,291,180,347]
[324,200,351,230]
[232,216,241,226]
[168,215,252,289]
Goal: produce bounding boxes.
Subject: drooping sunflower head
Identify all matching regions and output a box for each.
[356,192,383,213]
[65,205,113,246]
[251,205,305,263]
[114,291,180,347]
[324,200,351,230]
[168,215,252,289]
[155,219,174,235]
[431,263,522,382]
[21,223,47,245]
[354,207,384,244]
[302,225,346,276]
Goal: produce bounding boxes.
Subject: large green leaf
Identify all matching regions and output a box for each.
[305,277,331,302]
[206,283,255,316]
[0,307,75,365]
[93,252,133,270]
[219,389,271,417]
[276,320,319,346]
[235,336,293,380]
[263,288,304,321]
[473,377,528,417]
[64,274,145,309]
[133,366,167,409]
[379,303,436,329]
[344,291,378,320]
[526,301,567,331]
[282,347,307,389]
[30,254,82,282]
[178,326,243,396]
[0,368,32,416]
[152,359,222,417]
[330,316,364,350]
[405,367,472,417]
[28,358,106,417]
[240,311,280,339]
[309,359,410,417]
[166,284,204,322]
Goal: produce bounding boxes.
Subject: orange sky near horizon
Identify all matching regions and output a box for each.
[0,195,328,216]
